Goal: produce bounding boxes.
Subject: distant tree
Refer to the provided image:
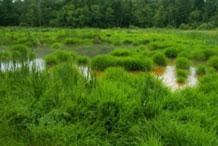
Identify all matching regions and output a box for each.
[0,0,217,28]
[154,6,168,27]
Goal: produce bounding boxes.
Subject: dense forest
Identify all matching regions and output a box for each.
[0,0,218,29]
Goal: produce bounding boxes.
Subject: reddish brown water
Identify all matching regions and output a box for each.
[152,67,165,76]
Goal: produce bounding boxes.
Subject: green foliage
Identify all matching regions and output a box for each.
[77,55,89,65]
[91,55,153,71]
[51,42,64,49]
[208,56,218,71]
[111,49,132,57]
[176,57,191,70]
[197,23,215,30]
[91,55,116,71]
[196,65,207,76]
[44,51,77,66]
[179,23,192,30]
[191,49,216,62]
[165,48,178,59]
[1,28,218,146]
[10,44,35,62]
[152,52,167,66]
[1,0,217,28]
[176,69,189,83]
[64,38,79,45]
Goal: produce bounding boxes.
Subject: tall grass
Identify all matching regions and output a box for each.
[1,28,218,145]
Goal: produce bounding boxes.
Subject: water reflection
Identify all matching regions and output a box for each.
[79,66,91,80]
[157,65,198,90]
[1,59,198,90]
[0,58,45,72]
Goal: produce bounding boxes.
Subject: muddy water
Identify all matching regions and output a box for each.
[156,66,198,90]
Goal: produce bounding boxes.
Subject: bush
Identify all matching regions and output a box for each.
[176,57,190,70]
[152,52,167,66]
[164,48,178,59]
[208,56,218,71]
[111,49,132,57]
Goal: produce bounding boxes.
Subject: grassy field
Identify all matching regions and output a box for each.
[0,28,218,146]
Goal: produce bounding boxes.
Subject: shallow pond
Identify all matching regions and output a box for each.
[0,58,45,72]
[155,66,198,90]
[0,59,198,90]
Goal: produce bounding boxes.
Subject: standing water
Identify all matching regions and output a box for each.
[0,58,45,72]
[1,59,197,90]
[157,65,198,90]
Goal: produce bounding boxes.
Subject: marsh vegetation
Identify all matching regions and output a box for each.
[0,28,218,145]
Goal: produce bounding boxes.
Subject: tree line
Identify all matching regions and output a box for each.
[0,0,218,29]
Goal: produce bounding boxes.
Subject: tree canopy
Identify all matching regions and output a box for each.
[0,0,217,28]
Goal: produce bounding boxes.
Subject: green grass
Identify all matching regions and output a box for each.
[0,27,218,145]
[152,52,167,66]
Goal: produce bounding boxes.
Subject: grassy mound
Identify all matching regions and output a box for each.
[44,50,77,66]
[152,52,167,66]
[91,55,153,71]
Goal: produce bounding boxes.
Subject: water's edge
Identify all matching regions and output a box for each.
[0,59,198,90]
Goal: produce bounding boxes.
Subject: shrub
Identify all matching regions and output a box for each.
[176,57,190,70]
[152,52,167,66]
[111,49,132,57]
[165,48,178,59]
[208,56,218,71]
